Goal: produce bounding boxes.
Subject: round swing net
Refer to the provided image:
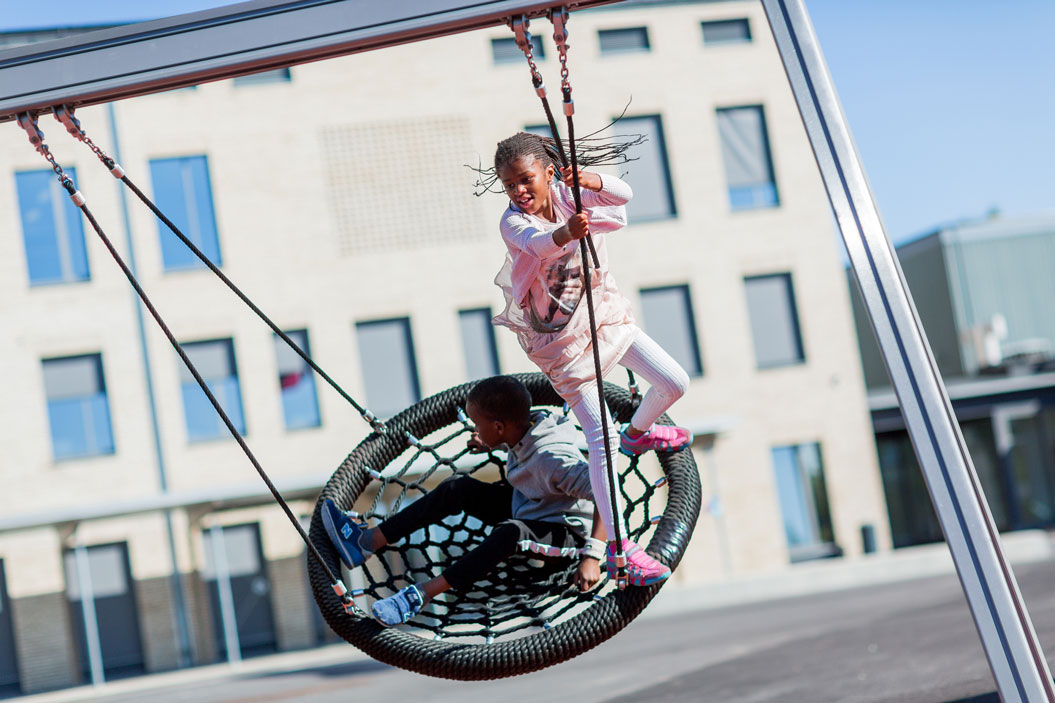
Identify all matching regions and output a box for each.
[308,372,701,680]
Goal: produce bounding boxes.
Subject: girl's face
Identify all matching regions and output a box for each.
[498,156,554,217]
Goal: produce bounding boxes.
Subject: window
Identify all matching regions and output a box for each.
[356,318,421,418]
[744,273,805,368]
[701,19,752,46]
[639,286,703,377]
[716,106,779,210]
[16,168,90,285]
[179,339,245,441]
[598,27,650,55]
[612,115,677,221]
[42,354,114,460]
[771,443,837,561]
[233,68,291,86]
[274,330,320,430]
[149,156,222,271]
[459,308,500,380]
[491,35,543,64]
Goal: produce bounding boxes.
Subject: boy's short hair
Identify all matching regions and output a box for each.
[467,376,532,424]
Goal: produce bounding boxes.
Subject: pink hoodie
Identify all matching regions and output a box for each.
[493,175,637,402]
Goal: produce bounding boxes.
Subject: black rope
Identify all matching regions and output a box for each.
[14,111,361,615]
[562,88,627,574]
[510,13,626,583]
[51,110,385,435]
[64,180,352,605]
[114,174,385,434]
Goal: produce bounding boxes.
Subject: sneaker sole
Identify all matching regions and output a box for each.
[321,501,361,570]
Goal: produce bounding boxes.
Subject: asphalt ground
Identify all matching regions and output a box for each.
[31,559,1054,703]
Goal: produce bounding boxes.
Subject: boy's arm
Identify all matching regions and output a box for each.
[573,505,606,591]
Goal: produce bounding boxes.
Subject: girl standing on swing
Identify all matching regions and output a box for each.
[489,131,692,586]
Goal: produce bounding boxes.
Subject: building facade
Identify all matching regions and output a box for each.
[851,213,1055,548]
[0,0,887,694]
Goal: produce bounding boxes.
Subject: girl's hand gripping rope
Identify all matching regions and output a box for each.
[560,166,601,192]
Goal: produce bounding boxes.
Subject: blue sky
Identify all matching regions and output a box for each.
[3,1,1052,245]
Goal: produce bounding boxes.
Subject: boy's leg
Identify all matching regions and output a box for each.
[618,329,693,454]
[378,477,513,546]
[441,519,580,592]
[372,519,578,627]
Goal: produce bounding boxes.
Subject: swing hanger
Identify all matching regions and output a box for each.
[16,111,82,203]
[16,112,47,158]
[54,104,126,178]
[510,15,546,96]
[548,7,574,115]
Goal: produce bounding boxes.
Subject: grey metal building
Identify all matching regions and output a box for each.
[851,212,1055,547]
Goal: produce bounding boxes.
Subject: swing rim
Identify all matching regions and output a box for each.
[307,372,702,681]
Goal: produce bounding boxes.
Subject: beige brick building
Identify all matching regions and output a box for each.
[0,0,888,693]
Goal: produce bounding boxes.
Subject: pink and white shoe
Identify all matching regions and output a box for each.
[606,539,671,587]
[619,423,693,455]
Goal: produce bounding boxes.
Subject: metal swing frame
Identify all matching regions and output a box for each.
[1,0,1051,698]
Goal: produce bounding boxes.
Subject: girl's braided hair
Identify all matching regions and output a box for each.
[470,113,646,196]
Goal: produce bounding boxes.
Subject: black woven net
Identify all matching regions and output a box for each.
[309,373,701,679]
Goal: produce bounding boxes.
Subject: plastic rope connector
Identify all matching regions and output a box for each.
[563,97,574,116]
[653,476,668,488]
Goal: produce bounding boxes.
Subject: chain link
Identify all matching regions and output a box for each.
[511,16,544,90]
[55,105,119,171]
[17,113,74,190]
[551,8,572,96]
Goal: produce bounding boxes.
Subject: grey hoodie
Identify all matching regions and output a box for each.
[507,409,595,537]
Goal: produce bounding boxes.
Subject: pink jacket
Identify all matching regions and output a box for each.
[493,176,637,402]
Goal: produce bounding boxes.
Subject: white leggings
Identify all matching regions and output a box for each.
[567,329,690,541]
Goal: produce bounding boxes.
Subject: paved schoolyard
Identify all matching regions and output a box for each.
[25,558,1054,703]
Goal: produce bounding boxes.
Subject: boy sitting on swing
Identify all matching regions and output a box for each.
[322,374,670,626]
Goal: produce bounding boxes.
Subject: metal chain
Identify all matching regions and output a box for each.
[510,16,544,91]
[551,8,572,98]
[16,113,74,189]
[54,106,120,173]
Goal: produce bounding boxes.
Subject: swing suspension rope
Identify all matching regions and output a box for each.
[51,108,387,437]
[511,10,629,588]
[15,111,367,617]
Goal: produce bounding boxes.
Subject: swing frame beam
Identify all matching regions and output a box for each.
[0,0,1050,699]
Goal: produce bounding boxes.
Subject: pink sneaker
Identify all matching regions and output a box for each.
[619,423,693,455]
[606,539,671,587]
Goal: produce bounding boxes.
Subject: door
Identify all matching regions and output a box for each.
[0,561,19,695]
[203,523,277,658]
[64,543,145,680]
[994,403,1055,529]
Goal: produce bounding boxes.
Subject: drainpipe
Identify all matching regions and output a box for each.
[106,102,193,668]
[73,540,105,686]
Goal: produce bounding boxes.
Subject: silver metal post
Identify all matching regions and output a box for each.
[73,541,105,686]
[208,525,242,664]
[760,2,1055,701]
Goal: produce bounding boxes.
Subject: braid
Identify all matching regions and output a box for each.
[468,109,647,196]
[493,132,562,177]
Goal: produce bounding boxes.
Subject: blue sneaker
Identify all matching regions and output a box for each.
[321,498,371,569]
[371,585,425,626]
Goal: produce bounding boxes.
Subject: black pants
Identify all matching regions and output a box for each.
[379,477,582,592]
